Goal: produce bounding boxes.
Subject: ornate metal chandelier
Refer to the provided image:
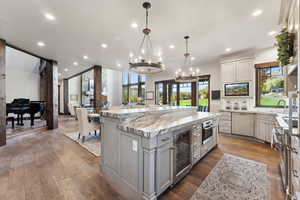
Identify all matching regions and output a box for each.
[129,2,163,74]
[175,36,199,82]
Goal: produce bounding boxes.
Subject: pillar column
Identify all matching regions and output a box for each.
[0,39,6,146]
[191,82,198,106]
[63,79,69,114]
[46,60,58,129]
[94,65,102,113]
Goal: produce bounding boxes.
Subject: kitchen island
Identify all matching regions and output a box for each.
[100,106,219,200]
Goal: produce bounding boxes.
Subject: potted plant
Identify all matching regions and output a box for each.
[275,28,295,66]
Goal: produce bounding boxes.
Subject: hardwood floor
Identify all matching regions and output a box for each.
[0,116,284,200]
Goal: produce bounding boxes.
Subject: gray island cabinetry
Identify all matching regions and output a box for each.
[100,106,218,200]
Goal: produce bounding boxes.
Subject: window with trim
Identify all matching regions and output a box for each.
[179,83,192,106]
[155,76,210,109]
[256,62,286,107]
[122,72,146,104]
[155,82,164,105]
[198,80,209,106]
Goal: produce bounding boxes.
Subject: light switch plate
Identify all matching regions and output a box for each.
[132,140,138,152]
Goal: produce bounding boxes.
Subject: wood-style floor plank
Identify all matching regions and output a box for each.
[0,116,284,200]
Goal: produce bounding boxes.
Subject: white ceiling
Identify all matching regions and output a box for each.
[0,0,281,78]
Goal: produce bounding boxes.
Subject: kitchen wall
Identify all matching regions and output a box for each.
[145,61,222,112]
[145,47,278,112]
[68,75,81,105]
[221,46,279,109]
[66,67,123,108]
[102,68,122,106]
[6,46,40,102]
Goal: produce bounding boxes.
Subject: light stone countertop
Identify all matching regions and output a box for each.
[117,111,219,138]
[219,108,286,115]
[100,106,197,119]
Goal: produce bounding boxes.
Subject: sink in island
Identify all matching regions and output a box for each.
[100,106,219,200]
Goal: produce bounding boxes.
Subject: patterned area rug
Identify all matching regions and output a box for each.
[191,154,268,200]
[64,132,101,156]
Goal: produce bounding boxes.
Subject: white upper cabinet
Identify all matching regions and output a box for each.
[235,59,253,82]
[221,62,236,83]
[221,58,253,83]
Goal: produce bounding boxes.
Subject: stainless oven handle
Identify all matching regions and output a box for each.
[203,126,213,130]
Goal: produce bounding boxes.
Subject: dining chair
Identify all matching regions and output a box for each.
[76,108,100,143]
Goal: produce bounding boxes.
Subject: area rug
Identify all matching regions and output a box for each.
[191,154,268,200]
[64,132,101,156]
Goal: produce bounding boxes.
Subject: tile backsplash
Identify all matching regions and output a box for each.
[222,98,252,110]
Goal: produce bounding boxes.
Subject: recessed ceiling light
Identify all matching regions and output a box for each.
[169,45,175,49]
[117,63,121,67]
[64,68,68,72]
[252,9,263,17]
[131,22,138,28]
[129,52,134,58]
[101,43,108,48]
[73,62,78,66]
[225,48,232,52]
[44,13,56,21]
[83,55,89,60]
[37,41,45,47]
[58,73,62,76]
[268,31,277,36]
[191,57,195,61]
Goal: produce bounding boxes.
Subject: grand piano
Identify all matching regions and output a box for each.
[6,98,46,126]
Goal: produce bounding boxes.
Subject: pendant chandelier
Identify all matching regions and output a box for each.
[129,2,163,74]
[175,36,199,82]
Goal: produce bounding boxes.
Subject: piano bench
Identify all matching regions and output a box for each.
[6,117,15,129]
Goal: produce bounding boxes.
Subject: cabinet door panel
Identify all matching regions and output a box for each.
[221,62,236,83]
[156,144,172,195]
[120,133,139,191]
[265,121,274,142]
[236,59,253,82]
[255,120,266,141]
[232,113,254,136]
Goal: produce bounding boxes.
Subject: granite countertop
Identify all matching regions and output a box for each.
[100,106,197,119]
[118,110,218,138]
[219,108,286,115]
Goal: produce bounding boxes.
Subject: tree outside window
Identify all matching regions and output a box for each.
[122,72,145,104]
[198,80,209,106]
[179,83,192,106]
[256,64,286,107]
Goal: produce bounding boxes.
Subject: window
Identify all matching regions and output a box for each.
[179,83,192,106]
[155,83,164,104]
[198,80,209,106]
[170,84,178,106]
[256,62,286,107]
[122,72,146,104]
[155,76,210,109]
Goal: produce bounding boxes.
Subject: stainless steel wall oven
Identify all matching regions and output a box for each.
[202,120,213,144]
